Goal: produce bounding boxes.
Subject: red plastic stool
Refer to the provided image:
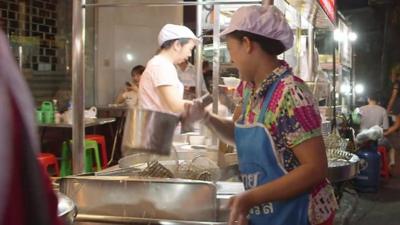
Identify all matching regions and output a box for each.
[37,153,60,176]
[85,134,108,168]
[378,146,390,179]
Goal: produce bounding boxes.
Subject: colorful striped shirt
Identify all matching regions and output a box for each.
[236,60,337,224]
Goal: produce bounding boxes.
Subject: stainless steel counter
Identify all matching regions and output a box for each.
[59,149,358,224]
[96,105,129,118]
[61,176,218,222]
[60,176,243,225]
[75,214,227,225]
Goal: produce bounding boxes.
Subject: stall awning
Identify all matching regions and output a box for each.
[285,0,335,29]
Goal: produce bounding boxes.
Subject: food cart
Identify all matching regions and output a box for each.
[63,0,359,224]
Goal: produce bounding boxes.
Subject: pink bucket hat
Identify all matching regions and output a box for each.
[220,5,293,51]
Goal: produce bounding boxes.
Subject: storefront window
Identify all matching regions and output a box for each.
[0,0,72,110]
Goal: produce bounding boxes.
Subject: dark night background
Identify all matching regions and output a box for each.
[337,0,400,106]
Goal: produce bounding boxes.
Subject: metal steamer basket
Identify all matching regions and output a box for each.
[109,151,229,182]
[324,131,360,182]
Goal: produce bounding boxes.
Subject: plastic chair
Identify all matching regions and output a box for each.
[60,140,102,177]
[85,134,108,168]
[377,146,390,179]
[37,153,60,176]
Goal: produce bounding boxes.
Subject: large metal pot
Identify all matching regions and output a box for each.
[121,108,180,156]
[57,192,77,225]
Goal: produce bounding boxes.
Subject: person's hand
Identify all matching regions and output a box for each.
[126,85,138,92]
[228,193,252,225]
[387,107,393,114]
[384,128,394,136]
[182,99,207,124]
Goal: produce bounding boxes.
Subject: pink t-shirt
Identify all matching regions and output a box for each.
[139,55,184,114]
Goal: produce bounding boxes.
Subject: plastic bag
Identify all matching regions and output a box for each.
[356,125,383,143]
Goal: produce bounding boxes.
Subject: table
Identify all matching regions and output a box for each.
[38,117,116,128]
[96,106,130,165]
[38,117,117,166]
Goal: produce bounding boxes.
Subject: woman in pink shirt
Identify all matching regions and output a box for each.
[139,24,200,114]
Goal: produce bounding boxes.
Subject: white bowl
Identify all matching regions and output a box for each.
[222,77,240,88]
[189,135,206,145]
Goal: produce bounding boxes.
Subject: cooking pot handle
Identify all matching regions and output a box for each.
[199,94,213,107]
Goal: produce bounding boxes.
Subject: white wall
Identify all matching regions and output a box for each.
[95,3,183,105]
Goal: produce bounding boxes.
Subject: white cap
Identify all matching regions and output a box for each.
[158,24,201,46]
[220,5,293,51]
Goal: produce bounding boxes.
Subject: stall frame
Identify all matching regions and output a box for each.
[71,0,335,173]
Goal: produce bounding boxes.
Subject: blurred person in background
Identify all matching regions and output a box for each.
[203,60,213,93]
[53,81,72,113]
[359,91,395,166]
[387,64,400,116]
[359,91,389,131]
[176,59,209,99]
[176,59,196,99]
[0,29,59,225]
[385,64,400,166]
[115,65,145,107]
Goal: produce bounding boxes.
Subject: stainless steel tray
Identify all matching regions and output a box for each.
[75,214,227,225]
[60,176,218,222]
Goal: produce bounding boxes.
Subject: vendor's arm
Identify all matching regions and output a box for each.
[158,85,191,113]
[201,91,243,146]
[203,111,236,146]
[202,82,244,146]
[183,100,236,145]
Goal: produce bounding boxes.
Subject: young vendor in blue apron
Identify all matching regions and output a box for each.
[183,5,337,225]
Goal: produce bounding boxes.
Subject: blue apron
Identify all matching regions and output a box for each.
[234,74,310,225]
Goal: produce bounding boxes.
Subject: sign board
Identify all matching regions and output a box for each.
[338,20,352,68]
[319,0,336,23]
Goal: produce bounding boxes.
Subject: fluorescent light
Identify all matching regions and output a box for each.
[348,32,358,42]
[340,83,351,95]
[355,84,364,94]
[334,29,345,42]
[126,53,134,61]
